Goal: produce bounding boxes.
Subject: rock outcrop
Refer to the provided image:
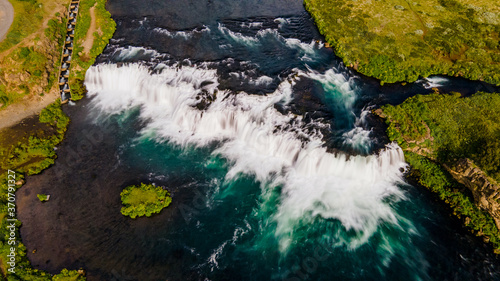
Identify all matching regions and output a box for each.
[446,158,500,231]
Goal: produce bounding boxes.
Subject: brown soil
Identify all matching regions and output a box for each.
[82,4,97,54]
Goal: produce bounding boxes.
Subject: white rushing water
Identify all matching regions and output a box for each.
[216,23,324,61]
[85,63,408,252]
[419,76,449,89]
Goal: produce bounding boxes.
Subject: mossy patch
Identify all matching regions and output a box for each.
[120,183,172,219]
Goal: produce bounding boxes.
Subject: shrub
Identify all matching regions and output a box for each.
[37,194,49,202]
[120,183,172,219]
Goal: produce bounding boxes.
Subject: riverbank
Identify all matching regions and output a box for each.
[0,0,114,127]
[68,0,115,100]
[377,91,500,252]
[0,0,115,279]
[0,99,84,279]
[0,0,14,42]
[12,0,500,278]
[304,0,500,85]
[0,89,59,130]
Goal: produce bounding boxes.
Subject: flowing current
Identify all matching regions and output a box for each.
[17,2,500,281]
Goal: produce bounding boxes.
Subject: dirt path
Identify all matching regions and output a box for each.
[0,0,14,42]
[82,4,97,53]
[0,91,59,131]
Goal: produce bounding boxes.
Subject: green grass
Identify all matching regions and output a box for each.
[69,0,115,101]
[0,8,66,109]
[36,194,49,202]
[304,0,500,85]
[51,269,85,281]
[0,0,44,52]
[121,183,172,219]
[381,91,500,252]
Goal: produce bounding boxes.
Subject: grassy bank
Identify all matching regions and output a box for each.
[304,0,500,85]
[69,0,115,100]
[380,91,500,252]
[120,183,172,219]
[0,100,85,279]
[0,0,116,278]
[0,0,68,108]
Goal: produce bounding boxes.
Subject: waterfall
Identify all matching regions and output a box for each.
[85,62,408,251]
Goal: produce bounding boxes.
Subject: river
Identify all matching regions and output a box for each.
[17,0,500,280]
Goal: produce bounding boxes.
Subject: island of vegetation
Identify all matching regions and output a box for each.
[37,194,50,202]
[0,0,67,110]
[378,91,500,252]
[0,0,115,279]
[120,183,172,219]
[304,0,500,85]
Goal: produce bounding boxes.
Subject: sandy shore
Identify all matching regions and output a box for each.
[0,0,14,42]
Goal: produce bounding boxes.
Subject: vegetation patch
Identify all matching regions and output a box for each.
[120,183,172,219]
[304,0,500,85]
[52,269,86,281]
[0,100,85,279]
[0,4,67,108]
[0,0,115,278]
[0,99,69,176]
[382,91,500,180]
[380,91,500,252]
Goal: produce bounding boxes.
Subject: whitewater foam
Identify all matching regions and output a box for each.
[153,25,210,39]
[217,23,323,62]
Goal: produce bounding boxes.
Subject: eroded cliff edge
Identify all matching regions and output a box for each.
[377,91,500,253]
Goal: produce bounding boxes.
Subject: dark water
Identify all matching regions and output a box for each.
[18,1,500,280]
